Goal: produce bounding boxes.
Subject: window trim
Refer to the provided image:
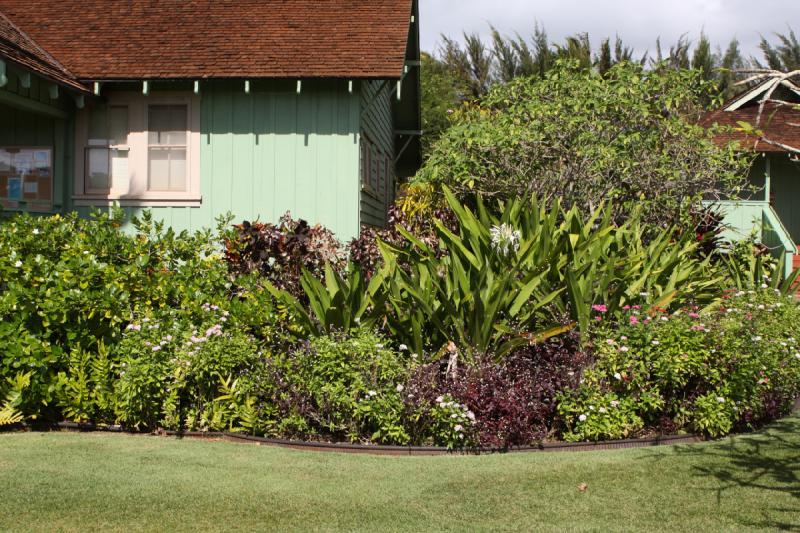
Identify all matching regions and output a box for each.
[360,133,381,200]
[73,91,202,206]
[146,103,190,193]
[83,104,130,196]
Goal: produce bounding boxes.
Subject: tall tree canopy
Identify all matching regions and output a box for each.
[415,62,751,227]
[419,25,800,153]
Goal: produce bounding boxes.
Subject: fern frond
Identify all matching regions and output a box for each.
[0,373,31,427]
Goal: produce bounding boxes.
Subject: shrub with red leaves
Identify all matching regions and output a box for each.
[691,204,726,260]
[404,333,592,449]
[224,212,344,298]
[348,203,458,278]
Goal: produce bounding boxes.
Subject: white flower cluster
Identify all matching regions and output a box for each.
[435,395,475,440]
[578,399,621,423]
[490,223,522,256]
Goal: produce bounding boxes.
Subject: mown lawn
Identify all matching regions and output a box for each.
[1,417,799,532]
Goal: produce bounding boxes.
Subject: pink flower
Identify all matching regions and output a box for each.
[689,313,700,319]
[630,316,639,325]
[592,304,608,313]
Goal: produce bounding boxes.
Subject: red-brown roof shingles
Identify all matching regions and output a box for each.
[0,10,89,92]
[702,103,800,153]
[0,0,413,81]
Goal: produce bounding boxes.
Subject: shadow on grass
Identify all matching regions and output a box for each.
[648,416,800,530]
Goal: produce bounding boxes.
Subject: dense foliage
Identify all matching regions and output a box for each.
[559,290,800,441]
[422,24,798,145]
[225,213,343,299]
[416,62,750,227]
[1,197,798,448]
[0,211,231,420]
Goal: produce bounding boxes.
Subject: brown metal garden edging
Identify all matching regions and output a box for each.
[4,399,796,456]
[42,421,703,456]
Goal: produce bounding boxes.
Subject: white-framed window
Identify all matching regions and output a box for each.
[147,104,188,192]
[74,92,201,206]
[85,104,129,194]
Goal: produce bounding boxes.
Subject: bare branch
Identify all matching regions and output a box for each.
[734,69,800,155]
[755,137,800,154]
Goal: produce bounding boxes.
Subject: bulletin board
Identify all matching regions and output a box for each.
[0,147,53,210]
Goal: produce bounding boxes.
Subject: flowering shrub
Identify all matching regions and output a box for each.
[250,329,410,444]
[423,394,478,449]
[401,363,478,448]
[112,304,263,431]
[0,210,230,418]
[559,289,800,441]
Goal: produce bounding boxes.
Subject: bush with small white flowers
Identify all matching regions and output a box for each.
[559,289,800,441]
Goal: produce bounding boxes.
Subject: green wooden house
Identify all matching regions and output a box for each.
[703,78,800,276]
[0,0,421,240]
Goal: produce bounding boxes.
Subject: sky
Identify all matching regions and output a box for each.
[419,0,799,61]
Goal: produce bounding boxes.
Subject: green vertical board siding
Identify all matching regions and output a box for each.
[91,80,361,240]
[360,80,396,228]
[743,156,767,201]
[768,154,800,244]
[710,201,766,242]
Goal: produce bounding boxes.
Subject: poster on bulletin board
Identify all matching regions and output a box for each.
[6,177,22,201]
[0,147,53,209]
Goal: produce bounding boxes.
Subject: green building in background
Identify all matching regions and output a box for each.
[703,78,800,276]
[0,0,421,240]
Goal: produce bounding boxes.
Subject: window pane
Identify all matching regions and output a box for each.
[167,106,187,145]
[86,148,110,190]
[109,106,129,146]
[110,149,129,189]
[88,106,108,146]
[148,106,170,145]
[148,148,170,190]
[149,105,187,146]
[169,149,187,191]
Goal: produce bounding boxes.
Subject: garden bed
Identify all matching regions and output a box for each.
[3,198,800,451]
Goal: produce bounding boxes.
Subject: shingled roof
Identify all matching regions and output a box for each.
[702,78,800,153]
[702,103,800,153]
[0,0,414,81]
[0,10,88,92]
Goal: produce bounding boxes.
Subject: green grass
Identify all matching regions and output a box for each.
[1,417,799,532]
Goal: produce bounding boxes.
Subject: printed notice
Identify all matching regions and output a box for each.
[34,150,51,171]
[7,177,22,200]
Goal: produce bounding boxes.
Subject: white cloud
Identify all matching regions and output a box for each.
[420,0,800,60]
